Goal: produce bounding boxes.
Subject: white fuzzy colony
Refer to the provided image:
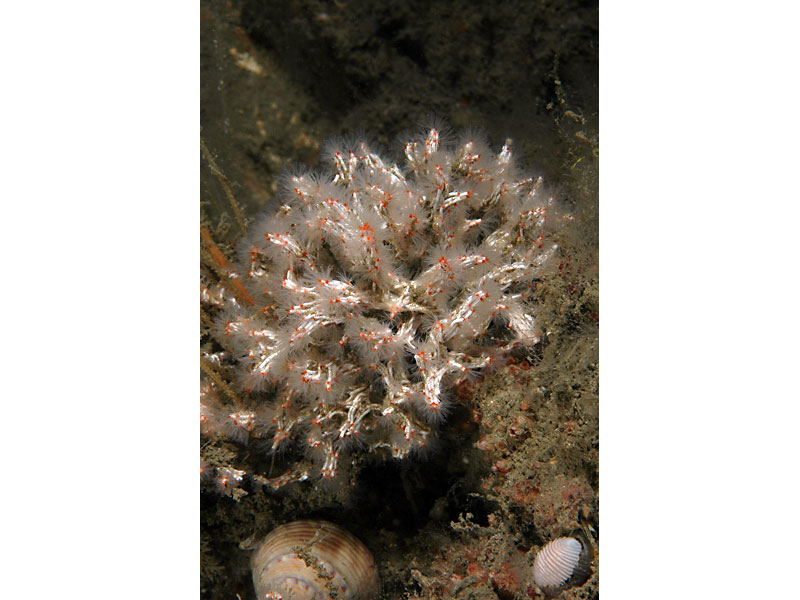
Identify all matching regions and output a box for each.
[203,126,568,487]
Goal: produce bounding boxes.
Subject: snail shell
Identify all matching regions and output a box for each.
[532,535,592,594]
[251,520,380,600]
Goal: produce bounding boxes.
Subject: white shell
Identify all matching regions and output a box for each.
[251,520,380,600]
[532,536,591,593]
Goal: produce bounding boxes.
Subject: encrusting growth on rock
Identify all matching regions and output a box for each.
[201,125,571,489]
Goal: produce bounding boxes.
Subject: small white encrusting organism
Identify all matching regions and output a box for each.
[203,125,570,487]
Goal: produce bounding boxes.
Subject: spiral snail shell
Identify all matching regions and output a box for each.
[251,520,380,600]
[532,535,592,594]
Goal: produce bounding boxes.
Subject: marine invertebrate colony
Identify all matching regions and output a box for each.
[202,125,570,487]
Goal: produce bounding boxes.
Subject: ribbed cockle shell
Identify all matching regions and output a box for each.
[251,520,380,600]
[532,536,592,594]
